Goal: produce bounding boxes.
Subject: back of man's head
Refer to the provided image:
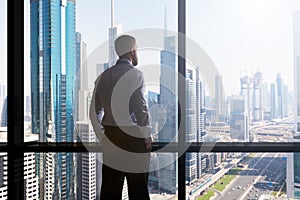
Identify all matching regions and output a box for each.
[115,35,136,57]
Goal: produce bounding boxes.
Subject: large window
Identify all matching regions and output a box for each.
[4,0,300,199]
[187,0,299,143]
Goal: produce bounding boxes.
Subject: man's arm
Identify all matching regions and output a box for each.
[130,70,152,148]
[90,74,105,142]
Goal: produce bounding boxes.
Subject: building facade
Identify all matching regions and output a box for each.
[159,35,177,194]
[252,71,263,121]
[215,74,224,121]
[186,70,197,184]
[230,95,249,142]
[30,0,77,198]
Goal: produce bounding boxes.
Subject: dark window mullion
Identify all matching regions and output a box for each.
[12,142,300,153]
[178,0,186,199]
[7,0,25,199]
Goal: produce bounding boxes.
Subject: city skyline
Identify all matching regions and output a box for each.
[0,1,299,199]
[1,1,299,96]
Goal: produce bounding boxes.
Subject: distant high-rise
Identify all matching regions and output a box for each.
[108,0,124,65]
[287,10,300,199]
[159,35,177,194]
[78,36,89,122]
[262,82,270,114]
[215,74,224,120]
[283,85,289,117]
[75,32,82,121]
[276,73,284,118]
[230,95,249,142]
[270,83,278,120]
[252,71,263,121]
[108,0,122,67]
[240,74,252,123]
[30,0,76,198]
[108,24,122,66]
[196,65,206,179]
[186,70,197,183]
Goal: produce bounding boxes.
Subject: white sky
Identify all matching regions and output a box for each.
[1,0,300,96]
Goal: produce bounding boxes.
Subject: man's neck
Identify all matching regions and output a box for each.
[118,57,132,65]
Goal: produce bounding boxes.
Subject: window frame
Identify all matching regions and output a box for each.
[5,0,300,199]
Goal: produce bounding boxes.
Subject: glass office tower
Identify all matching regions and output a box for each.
[30,0,76,199]
[159,35,178,194]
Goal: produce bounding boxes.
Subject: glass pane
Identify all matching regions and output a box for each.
[30,152,177,200]
[0,1,6,142]
[187,152,289,200]
[25,0,179,143]
[25,0,82,142]
[187,0,299,143]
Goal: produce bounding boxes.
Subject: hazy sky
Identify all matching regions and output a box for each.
[187,0,300,95]
[1,0,300,96]
[75,0,300,96]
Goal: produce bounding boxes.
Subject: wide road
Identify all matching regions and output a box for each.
[187,156,243,200]
[219,153,286,200]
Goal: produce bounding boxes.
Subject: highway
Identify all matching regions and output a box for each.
[218,153,287,200]
[187,116,292,200]
[187,156,243,200]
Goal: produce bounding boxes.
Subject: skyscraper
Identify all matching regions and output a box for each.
[76,122,97,200]
[108,23,122,67]
[283,85,289,118]
[262,82,270,116]
[287,10,300,199]
[186,70,197,183]
[75,32,82,122]
[30,0,76,198]
[215,74,224,121]
[196,65,206,179]
[253,71,263,121]
[270,83,278,120]
[230,95,249,142]
[276,73,284,118]
[159,35,177,194]
[0,133,39,200]
[78,36,89,122]
[240,74,252,123]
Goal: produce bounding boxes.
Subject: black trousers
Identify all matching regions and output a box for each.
[100,126,150,200]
